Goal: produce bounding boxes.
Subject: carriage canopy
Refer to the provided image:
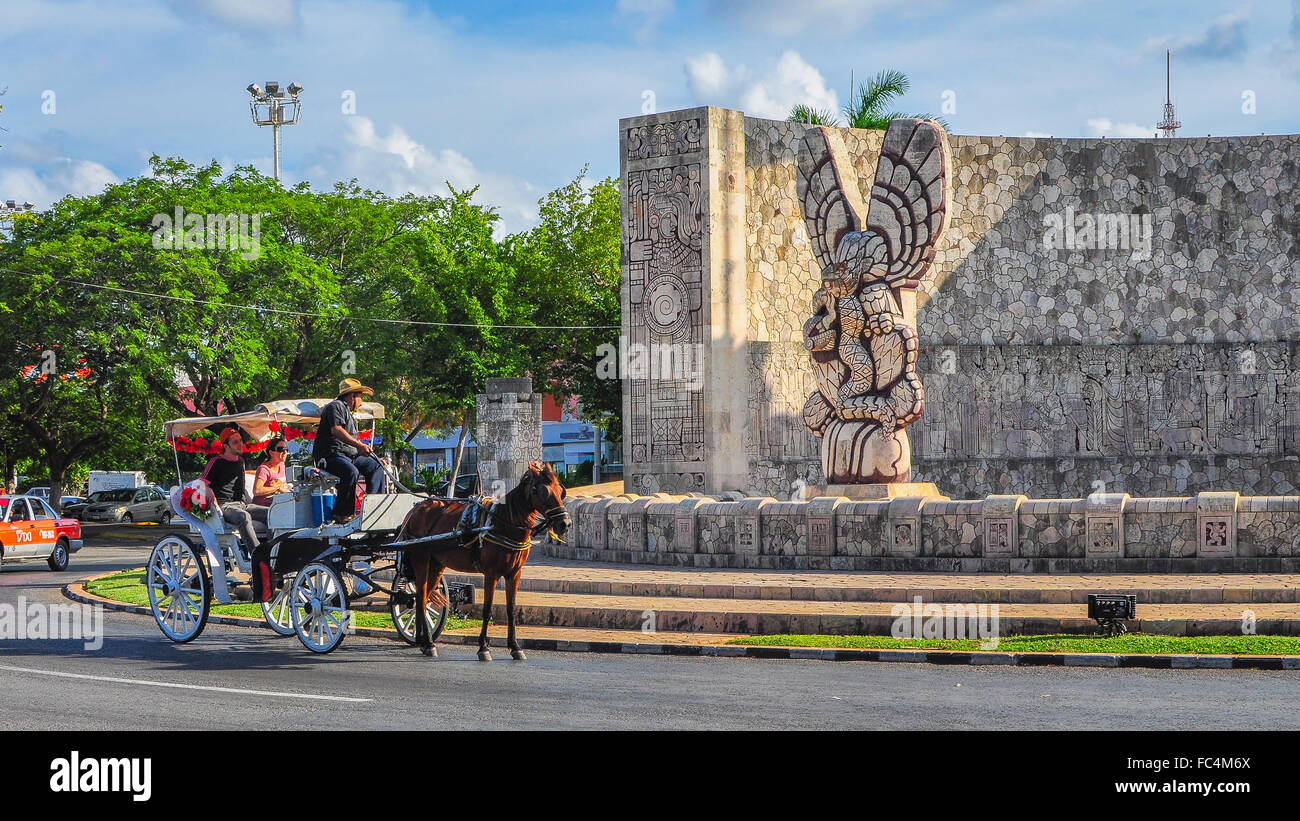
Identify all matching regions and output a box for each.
[163,398,386,441]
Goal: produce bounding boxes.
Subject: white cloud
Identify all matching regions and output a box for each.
[304,116,540,235]
[617,0,674,43]
[1086,118,1157,138]
[703,0,894,35]
[684,50,838,120]
[1021,131,1053,138]
[0,138,120,209]
[169,0,300,28]
[684,52,742,97]
[1145,11,1249,62]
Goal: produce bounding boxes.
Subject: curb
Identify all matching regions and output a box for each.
[65,572,1300,670]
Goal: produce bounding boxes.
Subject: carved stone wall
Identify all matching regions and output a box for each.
[476,377,542,494]
[621,107,1300,499]
[621,107,749,496]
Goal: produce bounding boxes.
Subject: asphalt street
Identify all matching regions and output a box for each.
[1,537,1298,731]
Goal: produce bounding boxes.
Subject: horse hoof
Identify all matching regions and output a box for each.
[478,650,492,662]
[510,649,527,661]
[419,645,437,658]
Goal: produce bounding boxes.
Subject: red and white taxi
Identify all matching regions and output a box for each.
[0,495,83,571]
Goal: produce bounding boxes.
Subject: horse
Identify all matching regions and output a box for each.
[397,462,569,661]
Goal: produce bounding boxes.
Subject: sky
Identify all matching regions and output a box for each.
[1,0,1298,234]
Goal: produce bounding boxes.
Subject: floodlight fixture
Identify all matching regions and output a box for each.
[246,80,303,181]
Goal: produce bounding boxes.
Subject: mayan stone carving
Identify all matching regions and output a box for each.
[798,119,951,484]
[476,377,543,494]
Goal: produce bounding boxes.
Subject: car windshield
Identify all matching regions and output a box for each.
[98,489,136,502]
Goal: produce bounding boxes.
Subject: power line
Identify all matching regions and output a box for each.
[0,269,620,330]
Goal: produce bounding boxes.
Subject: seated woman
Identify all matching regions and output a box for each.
[252,436,293,507]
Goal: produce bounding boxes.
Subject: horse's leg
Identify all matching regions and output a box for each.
[477,572,497,662]
[411,552,435,658]
[506,564,525,661]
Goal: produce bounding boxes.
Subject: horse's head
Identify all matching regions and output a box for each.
[519,461,569,538]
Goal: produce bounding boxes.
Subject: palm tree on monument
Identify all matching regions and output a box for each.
[788,69,947,129]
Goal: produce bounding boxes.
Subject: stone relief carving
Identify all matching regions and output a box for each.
[797,120,951,483]
[625,154,706,495]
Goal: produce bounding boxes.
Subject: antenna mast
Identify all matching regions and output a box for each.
[1158,49,1181,138]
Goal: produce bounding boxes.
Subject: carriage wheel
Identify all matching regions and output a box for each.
[261,574,299,637]
[146,535,211,643]
[391,575,450,645]
[290,562,349,654]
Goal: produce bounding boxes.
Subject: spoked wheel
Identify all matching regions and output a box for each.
[146,535,211,643]
[290,562,350,653]
[391,575,450,645]
[261,573,299,637]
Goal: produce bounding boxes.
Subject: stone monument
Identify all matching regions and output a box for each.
[476,377,543,494]
[798,119,951,497]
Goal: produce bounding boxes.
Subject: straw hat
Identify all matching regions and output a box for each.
[337,378,375,399]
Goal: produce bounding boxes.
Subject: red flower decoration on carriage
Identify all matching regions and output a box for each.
[179,485,216,523]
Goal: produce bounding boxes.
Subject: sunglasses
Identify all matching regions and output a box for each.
[271,447,287,453]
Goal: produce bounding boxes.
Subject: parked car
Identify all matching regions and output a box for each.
[81,486,172,524]
[0,495,83,571]
[431,473,479,498]
[25,486,51,501]
[63,492,103,521]
[57,496,85,513]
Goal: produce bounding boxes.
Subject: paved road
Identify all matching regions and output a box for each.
[2,542,1299,730]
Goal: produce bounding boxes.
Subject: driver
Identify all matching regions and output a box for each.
[313,378,387,525]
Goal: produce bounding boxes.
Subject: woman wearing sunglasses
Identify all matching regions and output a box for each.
[252,436,293,506]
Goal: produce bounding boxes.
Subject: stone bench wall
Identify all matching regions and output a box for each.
[549,492,1300,572]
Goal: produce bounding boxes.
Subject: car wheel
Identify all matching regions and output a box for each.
[48,538,70,572]
[161,510,172,525]
[122,513,133,524]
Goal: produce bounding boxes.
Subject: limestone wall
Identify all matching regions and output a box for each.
[621,106,1300,499]
[552,490,1300,572]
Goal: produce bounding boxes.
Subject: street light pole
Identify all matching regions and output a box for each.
[246,81,303,182]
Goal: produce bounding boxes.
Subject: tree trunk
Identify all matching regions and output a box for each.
[47,454,66,515]
[447,407,472,496]
[592,422,602,485]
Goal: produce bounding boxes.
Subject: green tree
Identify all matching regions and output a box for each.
[501,170,621,440]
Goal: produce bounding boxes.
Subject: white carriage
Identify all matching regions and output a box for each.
[147,399,468,653]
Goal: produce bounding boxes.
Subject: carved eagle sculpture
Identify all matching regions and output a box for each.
[797,119,951,483]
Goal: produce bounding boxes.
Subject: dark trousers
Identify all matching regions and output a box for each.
[321,453,386,520]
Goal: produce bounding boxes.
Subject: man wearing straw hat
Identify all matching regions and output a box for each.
[313,378,387,525]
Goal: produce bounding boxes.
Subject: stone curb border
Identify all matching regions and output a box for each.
[65,572,1300,670]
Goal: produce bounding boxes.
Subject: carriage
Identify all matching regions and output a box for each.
[147,399,474,653]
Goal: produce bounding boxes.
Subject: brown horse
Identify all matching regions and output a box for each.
[398,462,569,660]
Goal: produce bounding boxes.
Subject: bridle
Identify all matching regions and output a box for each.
[479,479,570,551]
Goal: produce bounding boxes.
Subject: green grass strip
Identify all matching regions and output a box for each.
[728,633,1300,655]
[87,569,479,632]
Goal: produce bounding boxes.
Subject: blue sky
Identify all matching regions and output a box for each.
[2,0,1297,233]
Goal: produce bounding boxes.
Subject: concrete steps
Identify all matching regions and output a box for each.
[436,558,1300,637]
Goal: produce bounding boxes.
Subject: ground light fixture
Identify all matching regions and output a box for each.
[1088,594,1137,636]
[246,80,303,181]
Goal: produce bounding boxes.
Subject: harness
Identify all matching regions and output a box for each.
[454,499,568,570]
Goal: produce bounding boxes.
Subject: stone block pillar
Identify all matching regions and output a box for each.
[621,106,750,497]
[476,377,542,496]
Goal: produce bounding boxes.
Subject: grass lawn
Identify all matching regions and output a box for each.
[87,569,480,632]
[728,633,1300,655]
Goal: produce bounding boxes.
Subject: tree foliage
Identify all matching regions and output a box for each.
[0,157,623,489]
